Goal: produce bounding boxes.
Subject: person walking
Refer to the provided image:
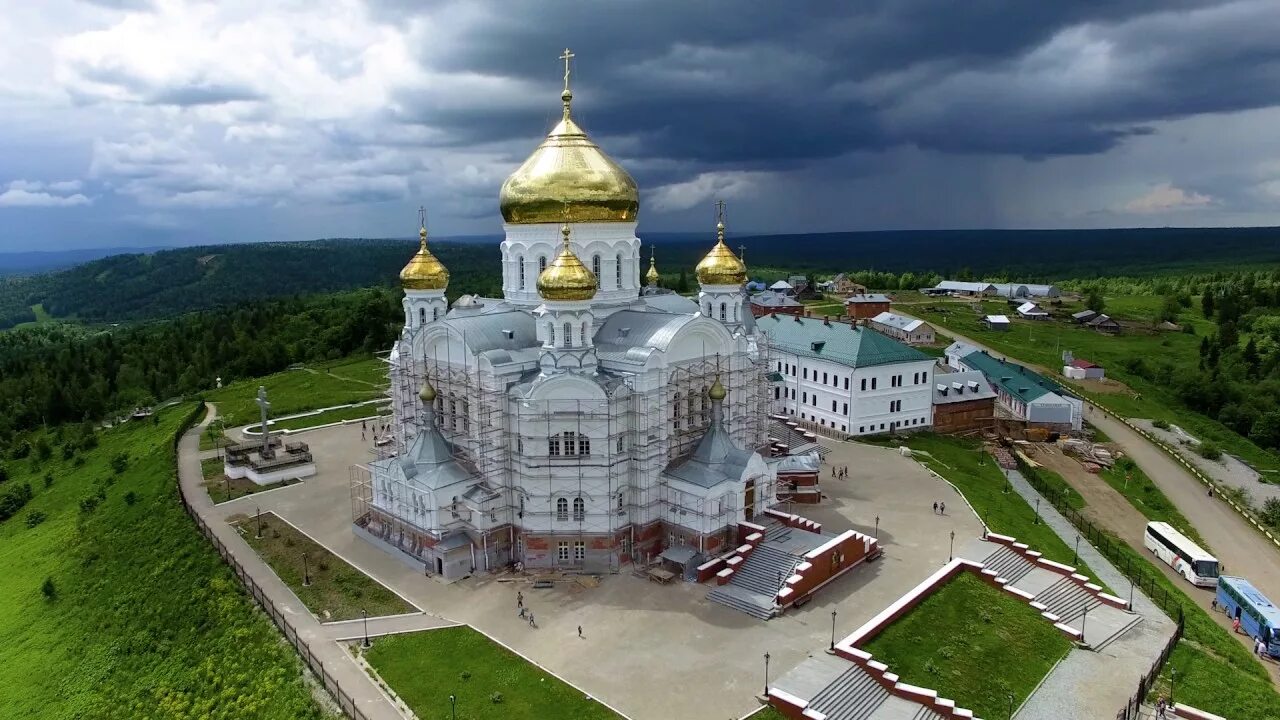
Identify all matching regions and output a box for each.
[528,612,536,627]
[1234,616,1242,634]
[518,606,526,619]
[577,625,583,638]
[933,501,938,515]
[940,501,946,515]
[517,591,523,609]
[1156,696,1167,719]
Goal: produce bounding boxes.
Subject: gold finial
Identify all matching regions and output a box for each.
[418,205,428,248]
[715,199,727,238]
[708,374,726,401]
[559,47,575,119]
[419,380,437,403]
[561,222,572,245]
[696,199,747,286]
[645,244,659,285]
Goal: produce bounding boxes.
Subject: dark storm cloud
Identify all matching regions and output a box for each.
[386,0,1280,171]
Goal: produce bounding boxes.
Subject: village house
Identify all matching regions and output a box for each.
[984,314,1011,331]
[1063,359,1105,380]
[923,281,998,297]
[843,293,892,320]
[750,290,804,318]
[1087,314,1122,334]
[868,311,936,345]
[947,345,1083,430]
[1016,301,1050,320]
[1071,309,1098,324]
[816,273,866,295]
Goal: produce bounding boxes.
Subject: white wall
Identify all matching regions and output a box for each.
[769,352,935,434]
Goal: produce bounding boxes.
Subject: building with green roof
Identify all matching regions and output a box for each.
[951,348,1082,430]
[757,314,936,436]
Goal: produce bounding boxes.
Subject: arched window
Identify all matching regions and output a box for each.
[615,254,622,288]
[518,255,526,289]
[704,302,712,317]
[616,435,624,453]
[578,433,590,456]
[719,302,727,321]
[547,323,555,346]
[573,496,585,521]
[539,256,547,274]
[563,321,572,348]
[432,307,440,321]
[581,321,589,347]
[556,497,569,521]
[418,307,426,325]
[592,254,601,279]
[563,431,577,456]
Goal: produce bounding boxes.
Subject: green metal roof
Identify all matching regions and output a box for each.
[756,314,930,368]
[958,350,1063,403]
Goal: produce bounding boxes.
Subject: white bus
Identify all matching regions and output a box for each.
[1144,521,1219,587]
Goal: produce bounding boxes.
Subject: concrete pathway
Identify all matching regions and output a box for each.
[177,405,406,720]
[321,613,458,642]
[998,469,1176,720]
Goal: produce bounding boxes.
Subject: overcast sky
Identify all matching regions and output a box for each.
[2,0,1280,252]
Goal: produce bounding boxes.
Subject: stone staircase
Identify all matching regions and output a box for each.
[911,706,947,720]
[807,664,890,720]
[1035,576,1102,625]
[982,543,1037,584]
[707,533,804,620]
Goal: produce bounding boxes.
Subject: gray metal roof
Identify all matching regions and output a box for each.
[640,293,700,314]
[595,343,655,365]
[595,310,697,351]
[932,370,997,405]
[440,310,537,354]
[751,291,802,308]
[843,293,891,303]
[664,405,754,489]
[934,281,997,293]
[870,311,926,332]
[373,410,473,490]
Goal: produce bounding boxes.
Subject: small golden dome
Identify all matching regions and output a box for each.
[645,247,660,286]
[498,62,638,225]
[696,221,747,286]
[419,380,437,403]
[708,375,726,401]
[400,227,449,290]
[537,224,598,302]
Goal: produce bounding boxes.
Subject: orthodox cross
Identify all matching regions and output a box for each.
[418,205,427,230]
[715,199,726,225]
[256,385,271,455]
[739,244,747,263]
[560,47,575,94]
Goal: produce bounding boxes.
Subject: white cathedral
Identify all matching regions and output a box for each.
[354,54,780,580]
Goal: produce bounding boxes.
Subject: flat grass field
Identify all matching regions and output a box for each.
[204,356,385,428]
[862,572,1073,719]
[365,626,622,720]
[902,295,1280,476]
[270,401,390,432]
[241,512,414,621]
[0,404,326,719]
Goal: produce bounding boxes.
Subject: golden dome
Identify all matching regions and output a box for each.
[418,380,437,403]
[708,375,726,401]
[645,247,660,286]
[400,226,449,290]
[696,221,747,286]
[537,224,598,301]
[498,55,638,225]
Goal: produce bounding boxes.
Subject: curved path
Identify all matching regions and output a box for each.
[177,405,405,720]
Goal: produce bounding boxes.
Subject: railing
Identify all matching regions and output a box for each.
[1115,607,1185,720]
[174,406,374,720]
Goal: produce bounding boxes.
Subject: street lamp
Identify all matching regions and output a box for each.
[1129,578,1134,610]
[763,652,771,695]
[949,530,956,562]
[830,610,838,650]
[1080,605,1088,645]
[302,553,311,587]
[874,515,880,540]
[449,694,456,720]
[1170,668,1177,707]
[1033,498,1041,525]
[255,507,263,539]
[361,608,370,649]
[1073,534,1080,565]
[1003,469,1011,495]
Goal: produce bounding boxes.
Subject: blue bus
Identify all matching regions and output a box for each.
[1217,576,1280,658]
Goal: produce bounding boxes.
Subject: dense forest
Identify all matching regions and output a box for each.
[4,226,1280,328]
[0,287,400,440]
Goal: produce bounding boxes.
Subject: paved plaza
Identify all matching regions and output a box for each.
[211,418,982,720]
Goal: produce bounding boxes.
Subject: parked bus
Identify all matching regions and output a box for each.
[1217,576,1280,658]
[1143,521,1219,587]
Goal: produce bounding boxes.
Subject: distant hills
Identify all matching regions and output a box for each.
[0,246,173,275]
[2,226,1279,328]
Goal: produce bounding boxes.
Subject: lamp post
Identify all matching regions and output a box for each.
[830,610,838,650]
[1033,498,1041,525]
[255,506,263,539]
[449,694,456,720]
[302,553,311,587]
[874,515,880,540]
[1129,578,1134,610]
[949,530,956,562]
[1003,469,1011,495]
[763,652,771,695]
[1073,534,1080,565]
[361,608,370,649]
[1080,605,1088,645]
[1170,668,1177,708]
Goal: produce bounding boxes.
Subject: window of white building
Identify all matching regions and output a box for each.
[564,431,577,456]
[558,541,570,561]
[592,254,601,279]
[518,256,525,289]
[615,254,622,288]
[575,540,586,561]
[556,498,569,521]
[549,435,561,456]
[573,497,585,521]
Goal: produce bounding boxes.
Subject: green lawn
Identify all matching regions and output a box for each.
[268,401,390,432]
[364,626,623,720]
[241,512,414,621]
[893,434,1106,584]
[904,296,1280,476]
[204,358,384,427]
[862,573,1073,719]
[1151,642,1280,720]
[313,356,386,387]
[0,404,325,719]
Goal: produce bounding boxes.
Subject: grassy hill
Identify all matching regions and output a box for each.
[0,404,326,719]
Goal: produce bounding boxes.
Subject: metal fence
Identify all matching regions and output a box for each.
[1115,608,1185,720]
[173,407,374,720]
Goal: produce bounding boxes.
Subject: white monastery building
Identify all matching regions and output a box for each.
[351,54,782,580]
[758,315,935,436]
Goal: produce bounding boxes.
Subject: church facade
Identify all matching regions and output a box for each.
[352,57,780,580]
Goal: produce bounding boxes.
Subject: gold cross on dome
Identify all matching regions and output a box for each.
[560,47,575,94]
[715,199,727,225]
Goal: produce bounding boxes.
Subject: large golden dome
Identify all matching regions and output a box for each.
[537,224,598,301]
[696,221,747,286]
[499,57,638,225]
[400,226,449,290]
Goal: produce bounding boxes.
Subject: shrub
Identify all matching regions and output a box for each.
[124,491,138,506]
[35,437,52,461]
[0,463,8,483]
[61,444,75,460]
[1262,498,1280,529]
[1152,419,1170,430]
[460,671,472,681]
[110,452,129,474]
[1196,442,1222,460]
[490,692,504,704]
[44,472,54,488]
[0,483,35,521]
[73,457,85,467]
[79,496,101,514]
[41,577,56,601]
[26,510,47,528]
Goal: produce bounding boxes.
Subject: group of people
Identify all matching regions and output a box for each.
[830,465,849,479]
[516,591,584,637]
[932,501,947,515]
